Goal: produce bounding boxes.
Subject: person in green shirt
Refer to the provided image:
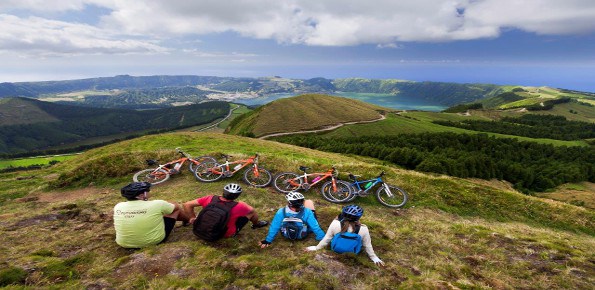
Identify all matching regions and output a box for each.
[113,182,190,248]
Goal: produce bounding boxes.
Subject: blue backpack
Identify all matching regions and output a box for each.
[280,209,308,240]
[330,223,362,254]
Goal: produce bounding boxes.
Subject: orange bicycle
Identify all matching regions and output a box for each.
[272,166,352,198]
[193,154,272,187]
[133,148,216,185]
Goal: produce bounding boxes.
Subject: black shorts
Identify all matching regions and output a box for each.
[160,217,176,243]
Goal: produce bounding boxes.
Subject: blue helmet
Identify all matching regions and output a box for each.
[341,205,364,221]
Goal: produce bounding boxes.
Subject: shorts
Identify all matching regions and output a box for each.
[233,216,250,236]
[160,217,176,243]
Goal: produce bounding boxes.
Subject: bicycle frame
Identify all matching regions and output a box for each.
[291,167,337,190]
[211,154,260,177]
[349,172,386,196]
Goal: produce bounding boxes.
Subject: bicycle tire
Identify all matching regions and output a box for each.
[188,155,217,172]
[321,180,353,203]
[376,184,408,208]
[193,161,224,182]
[243,166,272,187]
[272,172,302,193]
[133,168,170,185]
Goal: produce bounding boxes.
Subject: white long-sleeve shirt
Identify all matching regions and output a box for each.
[314,219,379,261]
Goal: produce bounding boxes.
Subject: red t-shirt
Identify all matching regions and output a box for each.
[196,195,253,237]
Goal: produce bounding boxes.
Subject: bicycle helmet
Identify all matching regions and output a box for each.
[121,182,151,200]
[222,183,242,200]
[341,205,364,221]
[286,191,305,209]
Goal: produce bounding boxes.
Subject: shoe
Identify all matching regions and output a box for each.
[251,220,268,229]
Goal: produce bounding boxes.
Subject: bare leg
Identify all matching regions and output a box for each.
[164,202,191,222]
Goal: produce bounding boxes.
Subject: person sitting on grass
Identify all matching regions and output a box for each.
[305,204,385,266]
[113,182,190,248]
[183,183,269,242]
[259,191,325,248]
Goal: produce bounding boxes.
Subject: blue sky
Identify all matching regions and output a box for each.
[1,0,594,91]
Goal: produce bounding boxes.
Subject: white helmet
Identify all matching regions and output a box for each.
[286,191,305,208]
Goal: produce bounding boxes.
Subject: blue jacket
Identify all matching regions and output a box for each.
[264,206,325,243]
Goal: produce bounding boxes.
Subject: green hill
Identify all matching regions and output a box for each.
[0,98,229,154]
[225,94,387,137]
[0,132,593,289]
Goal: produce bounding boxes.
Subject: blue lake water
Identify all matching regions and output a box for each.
[234,92,447,112]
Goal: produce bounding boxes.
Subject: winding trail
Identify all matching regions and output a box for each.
[194,104,240,132]
[258,114,386,139]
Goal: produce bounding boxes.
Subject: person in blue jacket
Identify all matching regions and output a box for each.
[259,191,325,248]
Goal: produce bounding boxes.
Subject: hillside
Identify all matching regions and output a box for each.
[0,98,229,154]
[0,132,593,289]
[225,94,387,137]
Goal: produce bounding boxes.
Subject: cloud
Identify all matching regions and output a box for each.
[0,14,167,56]
[1,0,594,55]
[95,0,595,45]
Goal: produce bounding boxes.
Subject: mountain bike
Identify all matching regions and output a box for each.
[272,166,352,198]
[328,171,408,208]
[193,154,272,187]
[133,148,216,185]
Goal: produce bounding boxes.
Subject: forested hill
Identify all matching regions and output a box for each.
[332,78,504,105]
[0,98,229,154]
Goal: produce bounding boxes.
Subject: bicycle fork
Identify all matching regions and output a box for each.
[382,183,394,197]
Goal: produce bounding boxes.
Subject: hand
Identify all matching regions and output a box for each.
[189,217,196,224]
[371,257,385,266]
[305,246,317,252]
[259,240,271,249]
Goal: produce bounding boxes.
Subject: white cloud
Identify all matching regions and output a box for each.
[0,0,594,57]
[0,14,167,56]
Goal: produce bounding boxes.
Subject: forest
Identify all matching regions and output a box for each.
[274,132,595,193]
[433,114,595,140]
[0,100,229,154]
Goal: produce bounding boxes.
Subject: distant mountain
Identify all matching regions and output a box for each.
[225,94,387,137]
[0,75,509,109]
[0,98,229,154]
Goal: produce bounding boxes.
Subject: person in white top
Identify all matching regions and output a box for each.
[306,204,384,266]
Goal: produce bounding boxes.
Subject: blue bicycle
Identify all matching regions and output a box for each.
[323,171,408,208]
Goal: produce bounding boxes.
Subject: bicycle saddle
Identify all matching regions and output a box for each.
[348,173,360,180]
[146,159,158,166]
[299,166,310,172]
[222,154,232,159]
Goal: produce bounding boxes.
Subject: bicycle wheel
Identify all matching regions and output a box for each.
[376,184,408,208]
[193,161,223,182]
[272,172,302,193]
[321,180,353,203]
[133,168,170,185]
[243,166,272,187]
[188,155,217,172]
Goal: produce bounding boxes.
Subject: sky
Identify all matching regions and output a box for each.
[1,0,594,91]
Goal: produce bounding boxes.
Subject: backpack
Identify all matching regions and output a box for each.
[330,223,362,254]
[280,208,308,240]
[193,196,238,242]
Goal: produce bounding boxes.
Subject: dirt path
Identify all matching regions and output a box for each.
[194,104,240,132]
[258,114,386,139]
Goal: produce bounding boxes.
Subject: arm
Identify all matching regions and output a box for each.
[360,225,384,266]
[183,199,200,223]
[263,208,285,244]
[310,219,341,250]
[305,209,326,241]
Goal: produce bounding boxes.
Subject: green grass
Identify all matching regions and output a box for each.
[0,132,593,288]
[0,155,76,170]
[317,112,590,147]
[226,94,387,137]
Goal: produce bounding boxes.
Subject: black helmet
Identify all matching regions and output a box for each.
[222,183,242,200]
[121,182,151,200]
[340,204,364,221]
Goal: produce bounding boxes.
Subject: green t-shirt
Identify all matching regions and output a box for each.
[113,200,175,248]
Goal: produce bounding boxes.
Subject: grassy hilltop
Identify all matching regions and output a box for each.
[1,132,594,289]
[225,94,387,137]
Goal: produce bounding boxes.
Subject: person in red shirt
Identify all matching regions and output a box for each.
[183,183,268,238]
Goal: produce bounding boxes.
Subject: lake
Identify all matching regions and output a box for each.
[234,92,447,111]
